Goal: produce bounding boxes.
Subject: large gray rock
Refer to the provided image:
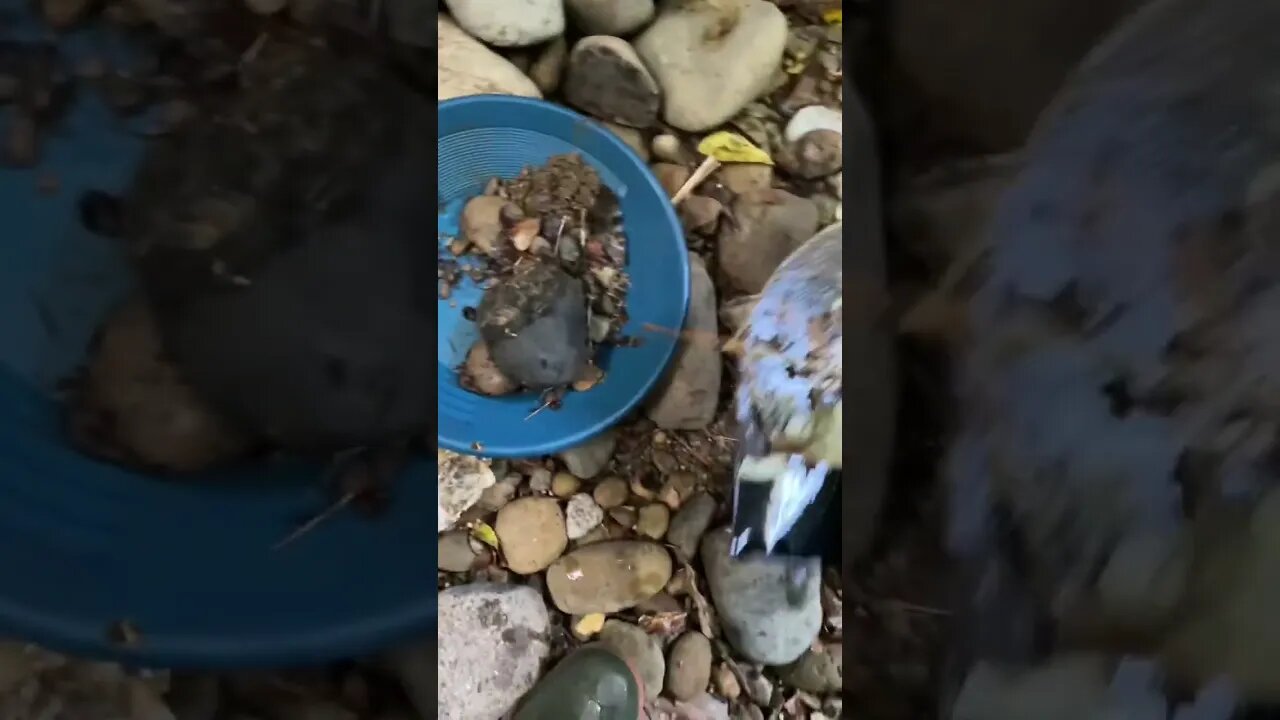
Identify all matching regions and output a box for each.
[634,0,787,132]
[443,0,564,47]
[645,254,721,429]
[701,528,821,665]
[417,583,551,720]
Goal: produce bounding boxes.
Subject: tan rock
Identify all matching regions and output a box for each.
[438,17,542,101]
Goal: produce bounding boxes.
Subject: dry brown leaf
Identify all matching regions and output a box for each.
[637,611,688,638]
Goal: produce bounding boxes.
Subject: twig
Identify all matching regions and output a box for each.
[524,398,553,421]
[883,599,951,617]
[673,433,713,469]
[552,216,566,255]
[670,156,722,206]
[676,557,715,637]
[640,322,724,349]
[273,491,357,550]
[240,33,268,66]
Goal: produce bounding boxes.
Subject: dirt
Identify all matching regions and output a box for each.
[450,153,634,404]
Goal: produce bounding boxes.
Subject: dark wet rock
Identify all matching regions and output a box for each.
[563,36,661,128]
[477,262,591,389]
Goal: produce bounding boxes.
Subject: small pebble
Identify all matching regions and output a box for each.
[459,196,509,256]
[779,645,842,693]
[630,475,660,501]
[565,492,605,540]
[658,471,698,509]
[637,503,671,540]
[667,491,717,561]
[665,632,713,700]
[593,476,631,508]
[494,497,567,574]
[462,341,518,396]
[609,506,638,529]
[652,133,682,163]
[528,35,568,94]
[781,129,842,179]
[478,476,517,511]
[572,612,607,639]
[475,565,512,584]
[551,471,581,497]
[714,663,741,700]
[438,450,496,533]
[528,467,553,494]
[783,105,842,143]
[744,668,773,705]
[439,531,484,572]
[651,449,679,476]
[665,568,693,596]
[559,431,616,478]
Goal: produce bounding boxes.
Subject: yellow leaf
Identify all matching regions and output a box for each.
[696,131,773,165]
[573,613,606,639]
[783,58,807,75]
[822,9,842,25]
[471,521,500,549]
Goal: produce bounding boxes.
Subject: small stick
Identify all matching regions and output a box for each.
[670,157,722,206]
[640,322,724,348]
[240,33,268,66]
[273,491,357,550]
[524,399,553,421]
